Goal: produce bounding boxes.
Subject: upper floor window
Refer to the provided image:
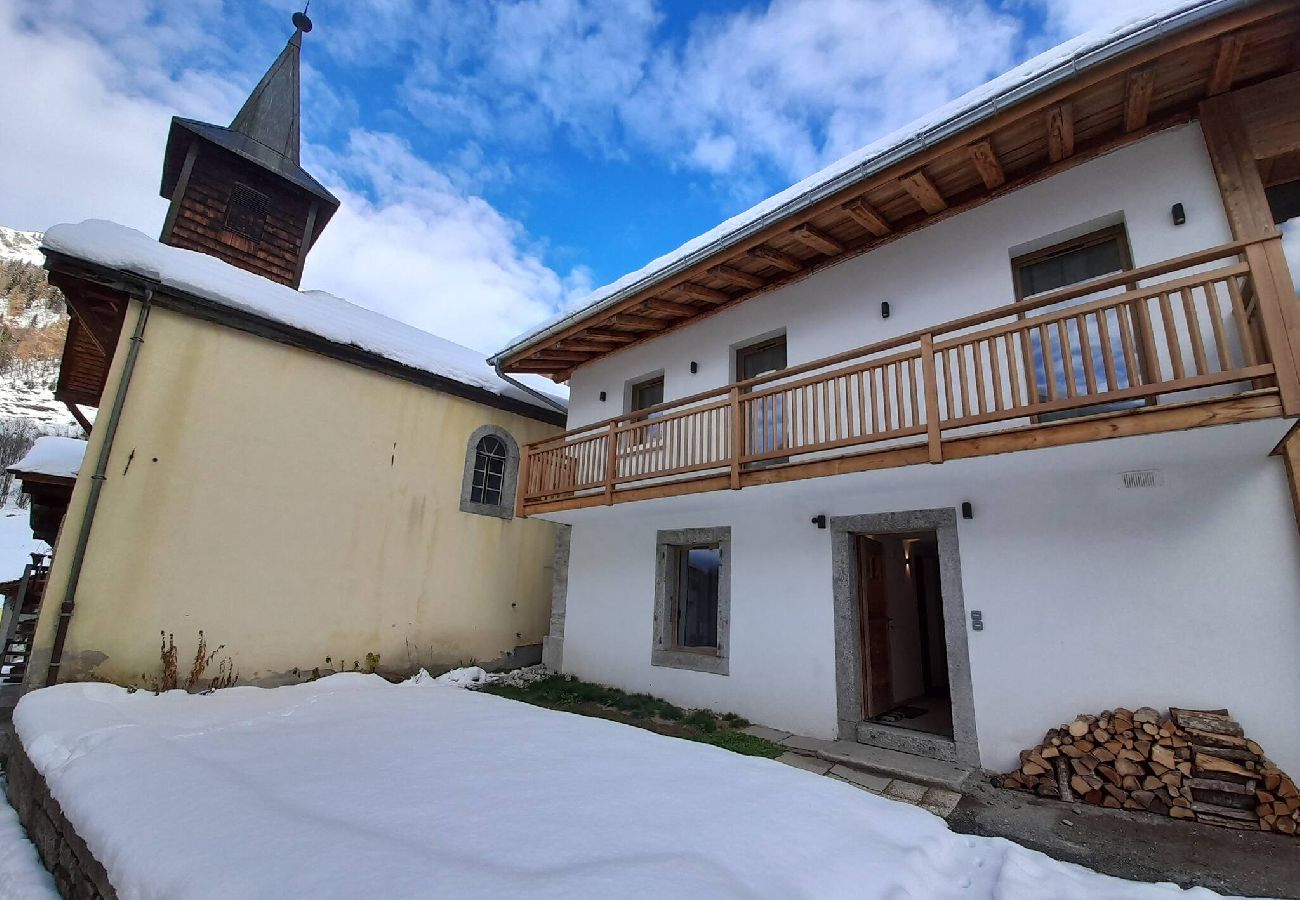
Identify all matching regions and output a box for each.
[736,335,787,381]
[629,375,664,415]
[737,335,787,457]
[224,182,271,241]
[459,426,519,519]
[1012,225,1139,418]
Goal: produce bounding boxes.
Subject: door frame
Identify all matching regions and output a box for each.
[830,508,980,768]
[854,535,892,719]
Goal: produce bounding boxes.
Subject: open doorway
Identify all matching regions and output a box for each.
[856,531,952,739]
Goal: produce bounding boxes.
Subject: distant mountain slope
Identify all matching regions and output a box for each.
[0,225,79,432]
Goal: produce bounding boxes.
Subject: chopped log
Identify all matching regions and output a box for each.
[1060,744,1084,759]
[1075,740,1095,753]
[1278,816,1297,835]
[1169,708,1242,737]
[1151,745,1176,769]
[1093,747,1116,763]
[1195,754,1256,779]
[1054,757,1074,802]
[1170,806,1196,819]
[1263,772,1282,792]
[1186,777,1256,795]
[1183,728,1250,750]
[1097,765,1122,787]
[1133,707,1160,724]
[1104,784,1127,803]
[1131,789,1156,810]
[1142,776,1163,791]
[1256,790,1276,804]
[1192,789,1257,811]
[1022,761,1048,777]
[1040,745,1060,759]
[1102,796,1122,809]
[1068,719,1090,737]
[1189,801,1256,821]
[1176,762,1192,776]
[1141,722,1160,737]
[1071,775,1092,797]
[1122,775,1142,792]
[1197,812,1260,830]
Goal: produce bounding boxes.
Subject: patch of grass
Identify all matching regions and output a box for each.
[480,675,783,758]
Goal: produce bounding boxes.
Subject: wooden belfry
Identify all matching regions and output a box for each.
[157,11,339,288]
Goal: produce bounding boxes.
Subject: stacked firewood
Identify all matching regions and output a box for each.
[993,706,1299,834]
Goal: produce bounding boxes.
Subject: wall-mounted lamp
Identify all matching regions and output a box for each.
[961,501,974,520]
[599,391,607,402]
[880,301,891,319]
[1171,203,1186,226]
[690,361,698,374]
[810,514,827,529]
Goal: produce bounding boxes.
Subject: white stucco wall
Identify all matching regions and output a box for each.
[557,420,1300,775]
[565,123,1233,427]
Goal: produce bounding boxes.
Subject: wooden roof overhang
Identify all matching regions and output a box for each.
[6,471,76,544]
[497,1,1300,381]
[39,251,568,427]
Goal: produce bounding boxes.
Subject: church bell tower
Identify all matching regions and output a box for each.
[157,11,339,288]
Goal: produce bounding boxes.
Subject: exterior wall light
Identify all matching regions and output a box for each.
[811,514,827,529]
[1171,203,1186,226]
[599,391,607,402]
[881,301,891,319]
[690,361,698,374]
[961,501,974,519]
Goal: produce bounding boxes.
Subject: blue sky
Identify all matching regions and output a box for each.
[0,0,1161,355]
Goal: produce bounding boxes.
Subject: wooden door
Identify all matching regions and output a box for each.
[856,536,892,718]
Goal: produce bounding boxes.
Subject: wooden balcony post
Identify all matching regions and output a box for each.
[515,444,532,518]
[729,386,743,489]
[603,421,619,505]
[920,333,943,464]
[1245,238,1300,416]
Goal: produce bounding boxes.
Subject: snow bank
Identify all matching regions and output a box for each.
[432,665,493,687]
[8,435,87,480]
[40,220,564,412]
[495,0,1227,360]
[14,676,1226,899]
[0,776,59,898]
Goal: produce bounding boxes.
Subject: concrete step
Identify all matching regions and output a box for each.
[760,731,972,791]
[855,720,957,763]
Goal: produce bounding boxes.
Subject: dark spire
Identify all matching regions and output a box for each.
[229,12,313,165]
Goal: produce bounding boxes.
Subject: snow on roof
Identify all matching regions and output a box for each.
[7,436,86,480]
[41,220,565,413]
[492,0,1236,362]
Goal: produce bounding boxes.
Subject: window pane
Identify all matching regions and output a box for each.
[631,377,664,412]
[1018,238,1123,298]
[675,545,720,649]
[470,435,508,505]
[739,337,787,380]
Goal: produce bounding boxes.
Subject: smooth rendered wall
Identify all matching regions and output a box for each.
[564,124,1232,428]
[29,303,560,686]
[559,421,1300,775]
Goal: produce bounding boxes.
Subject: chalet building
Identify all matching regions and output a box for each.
[494,0,1300,777]
[22,14,567,688]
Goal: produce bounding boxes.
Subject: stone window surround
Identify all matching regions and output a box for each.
[830,508,981,768]
[459,425,520,520]
[652,526,731,675]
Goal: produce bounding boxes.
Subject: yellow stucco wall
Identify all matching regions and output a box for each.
[29,300,561,686]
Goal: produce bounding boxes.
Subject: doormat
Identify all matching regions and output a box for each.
[873,705,927,723]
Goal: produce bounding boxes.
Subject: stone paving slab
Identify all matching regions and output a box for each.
[780,734,970,790]
[742,725,793,743]
[776,752,834,775]
[827,764,891,792]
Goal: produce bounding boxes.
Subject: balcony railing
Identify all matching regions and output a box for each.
[520,236,1296,515]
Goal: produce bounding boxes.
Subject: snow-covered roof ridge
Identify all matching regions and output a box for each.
[8,436,87,480]
[41,221,565,414]
[492,0,1239,362]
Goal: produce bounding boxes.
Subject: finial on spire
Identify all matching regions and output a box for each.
[292,8,313,34]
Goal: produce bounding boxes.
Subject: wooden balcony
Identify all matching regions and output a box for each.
[519,236,1299,517]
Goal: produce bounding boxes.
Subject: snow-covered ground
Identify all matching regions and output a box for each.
[0,776,59,899]
[11,676,1228,899]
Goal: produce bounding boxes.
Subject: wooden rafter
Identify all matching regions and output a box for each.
[560,339,619,353]
[841,198,891,236]
[708,264,766,289]
[789,224,844,255]
[1124,69,1156,132]
[676,283,730,303]
[644,298,698,317]
[1047,103,1075,161]
[585,329,638,343]
[967,140,1005,190]
[749,246,802,272]
[534,351,591,363]
[899,170,947,214]
[613,313,664,330]
[1208,33,1245,95]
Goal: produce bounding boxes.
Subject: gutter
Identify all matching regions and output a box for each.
[490,0,1247,365]
[44,287,153,687]
[493,362,568,415]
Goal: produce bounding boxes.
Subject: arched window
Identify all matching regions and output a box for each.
[470,435,508,506]
[460,426,520,519]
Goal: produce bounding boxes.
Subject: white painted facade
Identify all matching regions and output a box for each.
[545,123,1300,774]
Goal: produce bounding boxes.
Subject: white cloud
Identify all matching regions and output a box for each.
[1030,0,1175,40]
[0,1,588,357]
